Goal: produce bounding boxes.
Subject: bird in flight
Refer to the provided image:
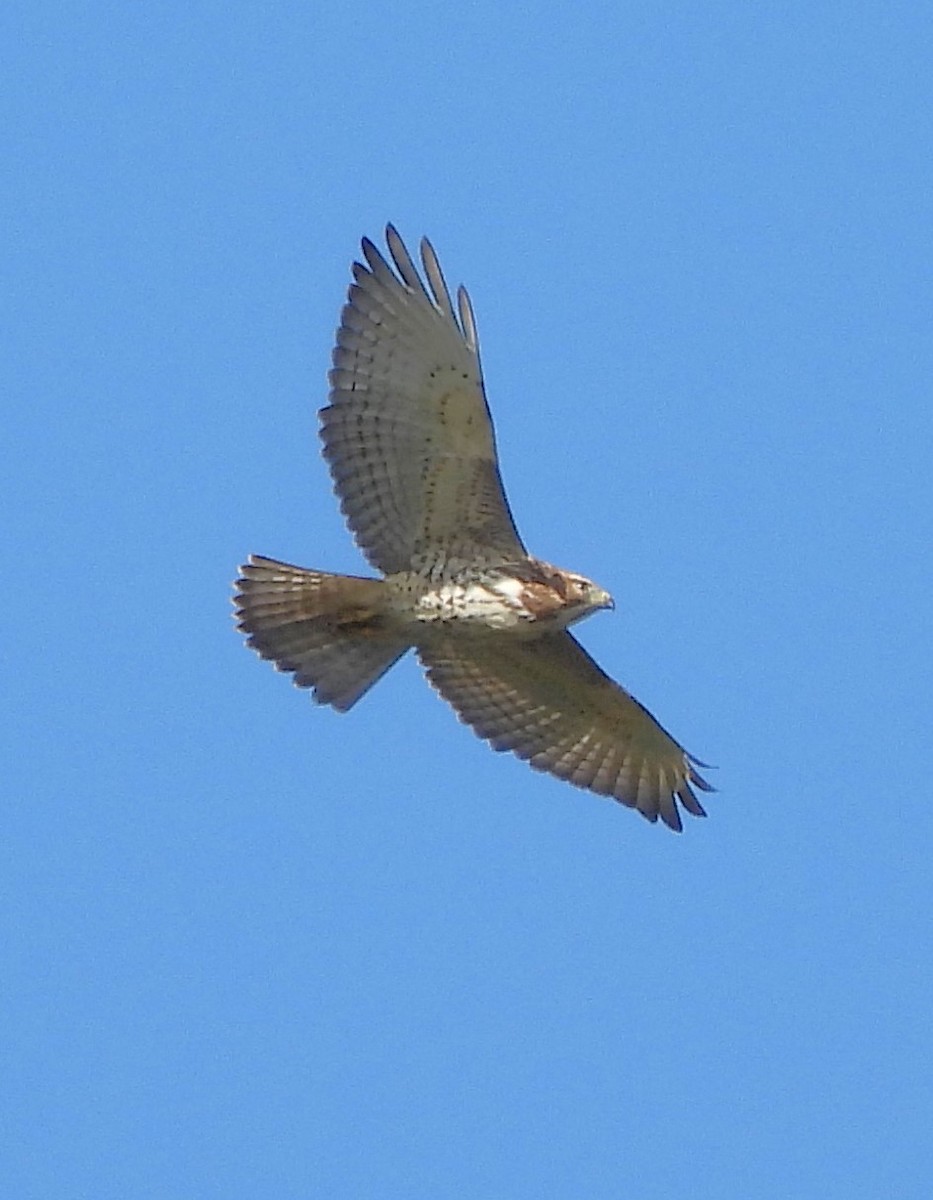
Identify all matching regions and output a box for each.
[234,226,712,830]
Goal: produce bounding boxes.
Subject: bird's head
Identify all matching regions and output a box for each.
[558,570,615,624]
[588,580,615,612]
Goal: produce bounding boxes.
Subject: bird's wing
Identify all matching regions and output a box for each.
[320,226,526,576]
[419,631,712,831]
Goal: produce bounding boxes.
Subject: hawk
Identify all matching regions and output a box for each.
[234,226,713,831]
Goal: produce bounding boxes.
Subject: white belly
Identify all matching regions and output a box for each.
[414,579,528,630]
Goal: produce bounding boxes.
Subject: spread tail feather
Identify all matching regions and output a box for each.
[233,555,408,711]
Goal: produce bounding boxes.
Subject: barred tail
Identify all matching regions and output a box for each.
[233,555,408,711]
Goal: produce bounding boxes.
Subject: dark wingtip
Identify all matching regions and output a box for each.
[685,750,717,796]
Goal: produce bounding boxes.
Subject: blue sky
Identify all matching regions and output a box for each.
[5,2,932,1196]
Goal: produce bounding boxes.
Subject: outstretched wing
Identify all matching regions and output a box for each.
[419,631,712,832]
[320,226,526,577]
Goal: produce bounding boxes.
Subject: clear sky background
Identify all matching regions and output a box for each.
[5,3,932,1197]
